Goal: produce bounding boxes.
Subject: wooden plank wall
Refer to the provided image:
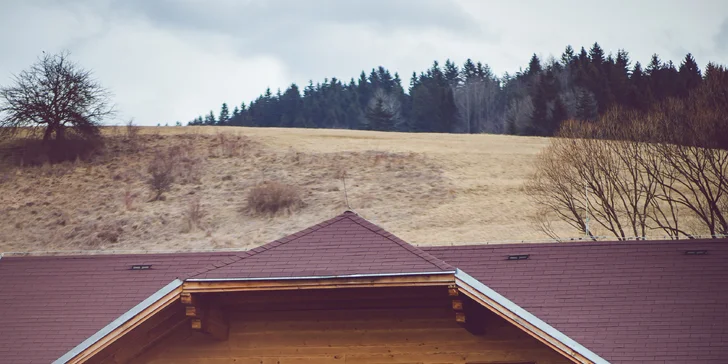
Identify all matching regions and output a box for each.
[136,287,571,364]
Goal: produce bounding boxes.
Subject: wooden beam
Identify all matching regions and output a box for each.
[182,274,456,294]
[448,284,459,297]
[180,292,194,305]
[184,293,229,341]
[185,305,198,317]
[451,299,463,311]
[189,304,228,341]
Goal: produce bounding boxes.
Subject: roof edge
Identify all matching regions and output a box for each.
[187,270,456,282]
[455,269,609,364]
[54,279,183,364]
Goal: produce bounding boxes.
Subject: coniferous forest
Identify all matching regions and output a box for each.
[188,43,714,136]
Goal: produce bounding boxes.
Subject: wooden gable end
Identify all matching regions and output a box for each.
[86,285,571,364]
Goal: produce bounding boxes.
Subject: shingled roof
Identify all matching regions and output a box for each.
[0,252,238,364]
[424,239,728,364]
[0,211,453,363]
[1,211,726,364]
[187,211,454,280]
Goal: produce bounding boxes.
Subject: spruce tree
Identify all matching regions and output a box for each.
[589,42,605,68]
[561,45,575,66]
[678,53,702,97]
[218,103,230,125]
[365,98,394,131]
[462,59,477,81]
[444,59,460,87]
[204,110,216,125]
[527,54,542,77]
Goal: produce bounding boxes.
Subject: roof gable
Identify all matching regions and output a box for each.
[188,211,454,280]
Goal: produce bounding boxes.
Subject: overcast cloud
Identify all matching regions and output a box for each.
[1,0,727,125]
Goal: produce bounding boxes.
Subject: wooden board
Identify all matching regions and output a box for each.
[136,287,570,364]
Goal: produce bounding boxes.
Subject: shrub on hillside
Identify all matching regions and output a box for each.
[147,151,175,201]
[246,181,304,216]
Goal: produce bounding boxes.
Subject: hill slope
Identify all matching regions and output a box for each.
[0,127,570,253]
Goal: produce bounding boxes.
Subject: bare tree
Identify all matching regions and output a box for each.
[453,74,501,133]
[0,51,115,143]
[526,86,728,240]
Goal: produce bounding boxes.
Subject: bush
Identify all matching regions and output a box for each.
[246,181,304,216]
[124,119,141,151]
[147,151,175,201]
[1,133,103,166]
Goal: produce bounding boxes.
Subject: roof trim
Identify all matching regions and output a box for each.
[186,270,456,282]
[455,269,609,364]
[184,272,457,293]
[54,279,183,364]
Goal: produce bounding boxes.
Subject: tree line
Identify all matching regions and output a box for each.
[189,42,711,136]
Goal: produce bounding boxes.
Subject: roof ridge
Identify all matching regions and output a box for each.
[183,213,351,279]
[343,214,454,271]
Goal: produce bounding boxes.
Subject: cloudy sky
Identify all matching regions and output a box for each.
[1,0,727,125]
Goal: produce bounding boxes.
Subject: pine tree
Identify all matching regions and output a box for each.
[204,110,216,125]
[444,59,460,87]
[218,103,230,125]
[280,83,302,127]
[462,59,477,81]
[678,53,702,97]
[589,42,605,68]
[365,98,394,131]
[561,45,575,66]
[527,54,542,77]
[577,47,589,66]
[646,54,662,76]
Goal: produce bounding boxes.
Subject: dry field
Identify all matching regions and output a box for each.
[0,126,575,254]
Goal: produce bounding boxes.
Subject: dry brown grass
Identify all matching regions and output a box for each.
[246,181,304,216]
[0,126,566,253]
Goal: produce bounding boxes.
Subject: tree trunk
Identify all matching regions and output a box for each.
[42,125,54,143]
[56,124,65,142]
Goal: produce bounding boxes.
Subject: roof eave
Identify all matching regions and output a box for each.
[54,279,184,364]
[454,269,609,364]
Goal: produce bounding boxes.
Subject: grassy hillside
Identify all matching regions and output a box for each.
[0,126,571,253]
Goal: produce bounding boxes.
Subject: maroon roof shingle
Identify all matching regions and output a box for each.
[0,252,238,364]
[0,211,452,363]
[1,211,726,364]
[188,211,454,279]
[423,240,728,364]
